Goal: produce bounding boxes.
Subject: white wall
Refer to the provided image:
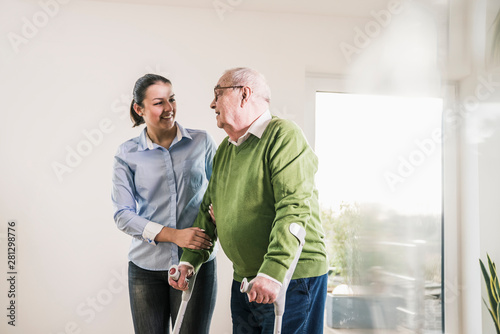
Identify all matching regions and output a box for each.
[0,1,365,333]
[454,0,500,332]
[458,75,500,334]
[477,100,500,334]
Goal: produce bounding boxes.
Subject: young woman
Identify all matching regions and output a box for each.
[112,74,217,334]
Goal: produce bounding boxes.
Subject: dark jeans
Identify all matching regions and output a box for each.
[231,274,328,334]
[128,259,217,334]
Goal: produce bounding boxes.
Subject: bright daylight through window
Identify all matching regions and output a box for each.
[316,92,443,333]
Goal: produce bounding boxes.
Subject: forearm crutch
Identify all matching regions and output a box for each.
[240,222,306,334]
[169,265,197,334]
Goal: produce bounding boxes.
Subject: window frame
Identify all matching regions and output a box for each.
[305,73,459,334]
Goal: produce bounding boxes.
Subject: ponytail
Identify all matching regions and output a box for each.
[130,99,144,128]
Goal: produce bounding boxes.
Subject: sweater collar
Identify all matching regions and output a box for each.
[228,110,272,146]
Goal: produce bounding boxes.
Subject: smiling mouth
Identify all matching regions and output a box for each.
[161,113,174,119]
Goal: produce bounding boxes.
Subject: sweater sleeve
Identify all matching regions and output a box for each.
[258,122,318,283]
[179,146,219,273]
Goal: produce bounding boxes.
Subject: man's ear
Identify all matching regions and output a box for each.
[240,86,252,107]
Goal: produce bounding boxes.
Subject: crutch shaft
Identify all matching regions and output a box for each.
[169,264,197,334]
[274,315,283,334]
[172,301,188,334]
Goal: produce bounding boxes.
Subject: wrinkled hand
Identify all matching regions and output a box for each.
[246,276,281,304]
[208,204,216,226]
[169,264,194,291]
[174,227,212,250]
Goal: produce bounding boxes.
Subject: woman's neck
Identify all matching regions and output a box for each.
[147,124,177,149]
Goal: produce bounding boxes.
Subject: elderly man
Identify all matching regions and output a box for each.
[170,67,328,333]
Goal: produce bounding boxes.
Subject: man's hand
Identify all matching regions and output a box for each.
[246,276,281,304]
[168,264,194,291]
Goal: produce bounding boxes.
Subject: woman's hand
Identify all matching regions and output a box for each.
[174,227,212,249]
[155,227,212,250]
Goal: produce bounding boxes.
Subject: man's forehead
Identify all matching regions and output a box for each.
[216,75,231,87]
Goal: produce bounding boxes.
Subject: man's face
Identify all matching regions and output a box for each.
[210,76,243,132]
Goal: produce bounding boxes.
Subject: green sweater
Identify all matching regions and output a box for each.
[180,117,328,283]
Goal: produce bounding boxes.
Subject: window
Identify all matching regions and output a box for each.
[317,91,443,333]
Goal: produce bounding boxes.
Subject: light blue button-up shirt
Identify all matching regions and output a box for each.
[112,123,217,270]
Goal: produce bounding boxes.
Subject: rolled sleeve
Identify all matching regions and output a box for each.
[142,221,164,245]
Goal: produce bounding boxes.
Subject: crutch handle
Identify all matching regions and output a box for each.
[169,265,180,281]
[240,277,253,293]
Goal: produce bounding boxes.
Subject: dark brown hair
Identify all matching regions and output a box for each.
[130,74,172,127]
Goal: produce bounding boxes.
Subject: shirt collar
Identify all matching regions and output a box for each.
[229,110,272,146]
[139,122,190,151]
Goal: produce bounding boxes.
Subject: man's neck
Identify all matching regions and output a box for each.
[227,126,250,142]
[226,110,266,141]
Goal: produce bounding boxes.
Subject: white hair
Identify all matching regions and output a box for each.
[222,67,271,104]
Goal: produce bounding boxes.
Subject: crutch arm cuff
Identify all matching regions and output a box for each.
[178,261,195,274]
[257,273,282,287]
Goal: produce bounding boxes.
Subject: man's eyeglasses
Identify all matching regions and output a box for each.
[213,86,244,102]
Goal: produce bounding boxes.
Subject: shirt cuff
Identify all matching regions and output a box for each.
[142,221,164,245]
[178,261,195,274]
[257,273,282,287]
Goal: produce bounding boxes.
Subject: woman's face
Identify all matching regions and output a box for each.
[136,82,176,132]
